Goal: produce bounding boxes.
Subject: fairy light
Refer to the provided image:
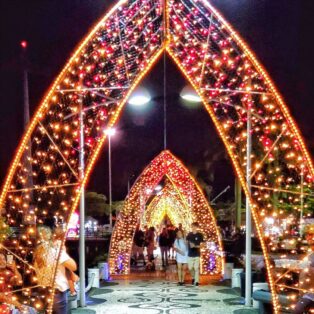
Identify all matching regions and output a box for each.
[109,150,223,276]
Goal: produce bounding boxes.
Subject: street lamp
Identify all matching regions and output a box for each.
[62,91,118,307]
[128,87,151,106]
[104,127,116,230]
[180,85,202,103]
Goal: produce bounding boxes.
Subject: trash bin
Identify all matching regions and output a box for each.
[231,268,243,288]
[98,262,109,280]
[223,262,234,280]
[88,268,100,288]
[253,282,269,308]
[239,271,258,297]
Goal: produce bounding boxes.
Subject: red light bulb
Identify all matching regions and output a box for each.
[20,40,28,49]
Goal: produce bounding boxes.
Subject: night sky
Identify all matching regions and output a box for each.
[0,0,313,202]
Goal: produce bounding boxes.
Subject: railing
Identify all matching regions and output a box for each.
[8,226,111,240]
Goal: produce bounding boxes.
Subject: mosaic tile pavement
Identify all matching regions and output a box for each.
[71,280,259,314]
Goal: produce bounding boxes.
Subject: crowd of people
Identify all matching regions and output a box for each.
[132,222,204,286]
[1,219,312,314]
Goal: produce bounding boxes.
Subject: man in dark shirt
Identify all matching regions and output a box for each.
[133,226,145,265]
[186,222,204,286]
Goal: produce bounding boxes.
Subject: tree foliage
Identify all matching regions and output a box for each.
[85,191,108,217]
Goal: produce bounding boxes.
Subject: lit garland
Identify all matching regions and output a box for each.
[0,0,312,312]
[0,0,164,311]
[166,1,314,312]
[140,181,192,231]
[109,150,223,275]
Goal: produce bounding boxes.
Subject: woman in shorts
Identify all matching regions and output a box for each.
[173,230,188,285]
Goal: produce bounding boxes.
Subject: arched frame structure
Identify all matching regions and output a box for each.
[109,150,223,276]
[140,180,192,231]
[0,0,313,312]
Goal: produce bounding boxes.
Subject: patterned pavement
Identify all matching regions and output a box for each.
[71,279,259,314]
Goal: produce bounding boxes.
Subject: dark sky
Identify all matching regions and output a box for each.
[0,0,313,201]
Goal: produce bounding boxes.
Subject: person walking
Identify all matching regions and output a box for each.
[145,226,156,262]
[186,222,204,286]
[133,226,145,266]
[34,225,77,314]
[167,225,177,259]
[174,230,188,285]
[159,227,169,267]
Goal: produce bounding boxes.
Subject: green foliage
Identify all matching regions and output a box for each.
[273,185,314,215]
[0,217,12,243]
[85,191,125,217]
[85,191,108,217]
[92,253,108,266]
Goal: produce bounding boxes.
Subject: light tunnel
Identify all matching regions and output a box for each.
[140,179,192,231]
[0,0,312,312]
[109,150,223,276]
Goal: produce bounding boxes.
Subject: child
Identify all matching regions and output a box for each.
[173,230,188,285]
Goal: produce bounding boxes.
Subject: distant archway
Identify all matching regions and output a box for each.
[140,179,192,231]
[0,0,312,312]
[109,150,223,275]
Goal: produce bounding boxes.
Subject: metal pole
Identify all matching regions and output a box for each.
[79,103,86,307]
[300,171,304,237]
[235,178,242,228]
[245,107,252,307]
[23,65,30,129]
[163,0,167,150]
[21,43,33,201]
[163,52,167,150]
[108,135,113,230]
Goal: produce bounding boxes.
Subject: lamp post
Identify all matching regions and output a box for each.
[127,174,135,194]
[63,94,118,307]
[245,107,252,307]
[64,102,86,307]
[300,171,304,236]
[78,102,86,307]
[105,128,116,230]
[21,40,34,203]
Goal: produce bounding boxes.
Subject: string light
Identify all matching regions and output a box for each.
[109,150,223,275]
[0,0,312,312]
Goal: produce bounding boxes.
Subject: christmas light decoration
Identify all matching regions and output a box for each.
[0,0,312,312]
[109,150,223,276]
[140,180,192,231]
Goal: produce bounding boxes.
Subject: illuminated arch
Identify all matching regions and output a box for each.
[0,0,312,312]
[109,150,223,275]
[141,180,192,230]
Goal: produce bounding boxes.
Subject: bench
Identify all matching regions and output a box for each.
[252,290,292,314]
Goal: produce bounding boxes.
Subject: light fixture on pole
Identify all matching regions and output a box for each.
[105,127,116,230]
[180,85,202,103]
[128,87,151,106]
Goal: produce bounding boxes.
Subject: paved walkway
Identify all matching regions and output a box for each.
[71,279,258,314]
